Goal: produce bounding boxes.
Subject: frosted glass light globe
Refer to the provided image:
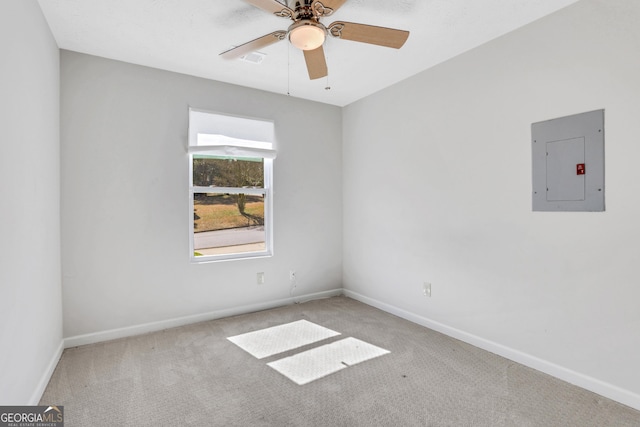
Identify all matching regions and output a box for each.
[289,24,326,50]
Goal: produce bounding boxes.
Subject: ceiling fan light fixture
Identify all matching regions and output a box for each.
[289,21,326,51]
[220,1,410,81]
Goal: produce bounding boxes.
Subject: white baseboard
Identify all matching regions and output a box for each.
[54,287,640,412]
[64,289,343,348]
[30,340,64,405]
[343,289,640,412]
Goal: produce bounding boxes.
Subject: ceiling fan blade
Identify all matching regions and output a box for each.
[220,31,287,59]
[244,0,294,18]
[303,45,328,80]
[328,21,409,49]
[313,0,347,16]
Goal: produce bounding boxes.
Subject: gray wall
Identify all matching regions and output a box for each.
[0,1,62,404]
[343,0,640,408]
[60,51,343,339]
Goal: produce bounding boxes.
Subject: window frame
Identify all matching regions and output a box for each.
[188,109,275,263]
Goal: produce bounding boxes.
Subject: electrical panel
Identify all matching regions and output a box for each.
[532,110,604,212]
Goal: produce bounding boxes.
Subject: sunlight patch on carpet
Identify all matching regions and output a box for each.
[267,337,390,385]
[227,319,340,359]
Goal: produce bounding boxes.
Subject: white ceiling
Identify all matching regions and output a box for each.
[38,0,579,107]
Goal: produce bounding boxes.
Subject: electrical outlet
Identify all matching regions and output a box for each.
[423,282,431,297]
[257,272,265,285]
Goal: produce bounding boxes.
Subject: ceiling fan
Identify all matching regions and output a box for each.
[220,0,410,80]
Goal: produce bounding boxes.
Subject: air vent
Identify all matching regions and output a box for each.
[239,51,266,64]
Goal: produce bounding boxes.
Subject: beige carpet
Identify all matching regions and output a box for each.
[41,296,640,426]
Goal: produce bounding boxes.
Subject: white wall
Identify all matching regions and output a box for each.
[0,1,62,404]
[60,51,342,339]
[343,0,640,408]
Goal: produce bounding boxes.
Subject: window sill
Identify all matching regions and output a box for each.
[190,250,273,264]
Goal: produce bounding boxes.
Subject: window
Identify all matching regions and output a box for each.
[188,109,275,262]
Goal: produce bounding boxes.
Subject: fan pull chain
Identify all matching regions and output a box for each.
[287,43,291,96]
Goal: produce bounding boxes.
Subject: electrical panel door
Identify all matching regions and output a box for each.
[532,110,604,212]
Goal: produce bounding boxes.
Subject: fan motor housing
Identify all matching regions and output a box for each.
[292,0,321,20]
